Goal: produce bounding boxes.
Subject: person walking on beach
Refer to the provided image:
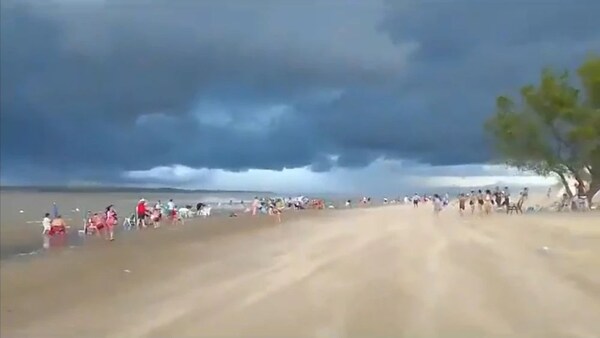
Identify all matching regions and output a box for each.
[412,193,420,208]
[469,190,476,214]
[433,194,443,216]
[484,190,493,215]
[477,190,485,214]
[458,194,467,216]
[502,186,511,209]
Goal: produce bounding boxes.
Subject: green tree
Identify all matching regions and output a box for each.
[485,55,600,202]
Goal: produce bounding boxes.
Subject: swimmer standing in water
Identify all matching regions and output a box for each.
[105,205,117,241]
[50,215,68,235]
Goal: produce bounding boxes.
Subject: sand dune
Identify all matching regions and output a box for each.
[1,205,599,338]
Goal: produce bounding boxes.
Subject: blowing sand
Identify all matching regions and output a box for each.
[1,205,599,338]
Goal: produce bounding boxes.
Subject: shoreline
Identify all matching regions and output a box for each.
[0,207,333,261]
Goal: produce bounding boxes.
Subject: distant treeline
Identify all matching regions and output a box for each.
[0,185,272,194]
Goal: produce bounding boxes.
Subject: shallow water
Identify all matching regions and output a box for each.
[0,190,392,260]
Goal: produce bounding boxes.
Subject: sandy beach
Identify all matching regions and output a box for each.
[1,202,599,338]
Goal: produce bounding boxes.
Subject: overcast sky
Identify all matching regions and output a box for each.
[1,0,599,193]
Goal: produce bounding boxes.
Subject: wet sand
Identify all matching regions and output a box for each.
[2,205,600,337]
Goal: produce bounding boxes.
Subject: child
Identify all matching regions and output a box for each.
[151,208,162,228]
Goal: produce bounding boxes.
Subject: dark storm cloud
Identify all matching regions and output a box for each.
[1,0,599,183]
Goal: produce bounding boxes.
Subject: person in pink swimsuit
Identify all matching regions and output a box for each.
[105,205,117,241]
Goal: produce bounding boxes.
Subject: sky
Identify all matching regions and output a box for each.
[1,0,599,194]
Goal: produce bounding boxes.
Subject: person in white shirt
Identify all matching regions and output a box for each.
[433,194,443,215]
[42,213,51,234]
[167,199,175,211]
[503,186,511,206]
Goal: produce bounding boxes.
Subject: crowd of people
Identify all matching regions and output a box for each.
[38,195,324,243]
[35,183,594,250]
[403,186,530,216]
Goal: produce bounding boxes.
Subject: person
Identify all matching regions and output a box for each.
[136,199,147,229]
[269,200,282,223]
[105,205,117,241]
[484,190,493,215]
[574,182,589,210]
[458,194,467,216]
[49,215,68,236]
[469,190,476,214]
[170,207,180,225]
[433,194,443,215]
[167,199,175,211]
[502,186,511,209]
[412,193,420,208]
[521,187,529,201]
[494,186,502,206]
[558,193,571,211]
[251,197,260,216]
[42,213,52,235]
[477,190,485,214]
[151,207,162,228]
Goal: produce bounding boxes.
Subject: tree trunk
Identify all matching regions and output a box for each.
[586,177,599,204]
[556,171,574,198]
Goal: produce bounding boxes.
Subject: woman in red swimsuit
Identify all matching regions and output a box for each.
[49,215,67,236]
